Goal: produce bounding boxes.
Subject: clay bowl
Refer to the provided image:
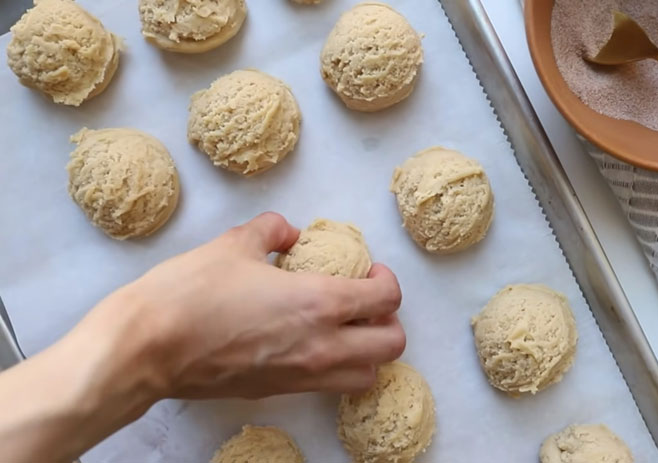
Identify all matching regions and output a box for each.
[525,0,658,171]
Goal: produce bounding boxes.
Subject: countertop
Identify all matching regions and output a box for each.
[480,0,658,357]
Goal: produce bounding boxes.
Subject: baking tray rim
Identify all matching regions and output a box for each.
[439,0,658,445]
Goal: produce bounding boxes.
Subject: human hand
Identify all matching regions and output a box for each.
[115,212,405,400]
[0,212,405,463]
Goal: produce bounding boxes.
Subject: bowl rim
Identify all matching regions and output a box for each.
[525,0,658,172]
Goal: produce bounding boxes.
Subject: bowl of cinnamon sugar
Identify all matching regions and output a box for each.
[526,0,658,170]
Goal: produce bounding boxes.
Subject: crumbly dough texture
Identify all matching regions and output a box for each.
[320,2,423,112]
[139,0,247,53]
[390,146,494,254]
[338,361,436,463]
[210,425,305,463]
[540,424,633,463]
[188,69,301,176]
[471,284,578,395]
[67,128,180,240]
[6,0,121,106]
[276,219,372,278]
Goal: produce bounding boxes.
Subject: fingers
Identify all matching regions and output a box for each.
[285,316,404,394]
[309,263,402,323]
[332,315,406,366]
[221,212,300,258]
[294,365,377,394]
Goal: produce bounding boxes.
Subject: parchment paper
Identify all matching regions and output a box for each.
[0,0,656,461]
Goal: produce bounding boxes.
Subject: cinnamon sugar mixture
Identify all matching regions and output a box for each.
[551,0,658,131]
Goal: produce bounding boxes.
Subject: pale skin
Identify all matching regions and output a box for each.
[0,212,406,463]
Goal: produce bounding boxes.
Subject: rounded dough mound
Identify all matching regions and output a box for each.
[67,128,180,240]
[390,147,494,254]
[6,0,121,106]
[320,2,423,112]
[210,425,304,463]
[338,361,436,463]
[188,69,301,176]
[276,219,371,278]
[471,284,578,395]
[139,0,247,53]
[540,424,633,463]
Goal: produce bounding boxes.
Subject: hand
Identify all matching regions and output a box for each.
[121,212,406,399]
[0,212,405,462]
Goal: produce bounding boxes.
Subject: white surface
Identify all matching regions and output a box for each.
[0,0,655,462]
[481,0,658,357]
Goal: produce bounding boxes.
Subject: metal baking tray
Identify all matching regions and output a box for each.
[0,0,655,454]
[439,0,658,443]
[0,298,23,371]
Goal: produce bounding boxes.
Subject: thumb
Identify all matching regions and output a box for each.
[229,212,300,258]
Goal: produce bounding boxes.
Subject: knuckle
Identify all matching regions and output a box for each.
[302,279,340,324]
[260,211,286,228]
[299,294,324,326]
[298,341,335,374]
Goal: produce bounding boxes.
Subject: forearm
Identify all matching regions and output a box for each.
[0,289,165,463]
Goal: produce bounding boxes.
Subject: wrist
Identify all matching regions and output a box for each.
[71,286,171,413]
[50,286,171,455]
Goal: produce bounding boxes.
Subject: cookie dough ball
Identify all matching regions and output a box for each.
[67,128,180,240]
[6,0,121,106]
[139,0,247,53]
[338,361,436,463]
[471,284,578,395]
[188,70,301,176]
[276,219,372,278]
[390,147,494,254]
[320,3,423,112]
[540,424,633,463]
[210,425,304,463]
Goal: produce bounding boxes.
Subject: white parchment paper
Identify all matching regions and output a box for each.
[0,0,656,461]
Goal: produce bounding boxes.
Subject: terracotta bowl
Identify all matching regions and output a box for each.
[525,0,658,171]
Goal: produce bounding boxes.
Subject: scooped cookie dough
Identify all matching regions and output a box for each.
[390,147,494,254]
[6,0,121,106]
[471,284,578,395]
[540,424,633,463]
[320,2,423,112]
[210,425,304,463]
[276,219,371,278]
[338,361,436,463]
[67,128,180,240]
[139,0,247,53]
[188,69,301,176]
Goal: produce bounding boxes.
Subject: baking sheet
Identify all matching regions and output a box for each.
[0,0,656,461]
